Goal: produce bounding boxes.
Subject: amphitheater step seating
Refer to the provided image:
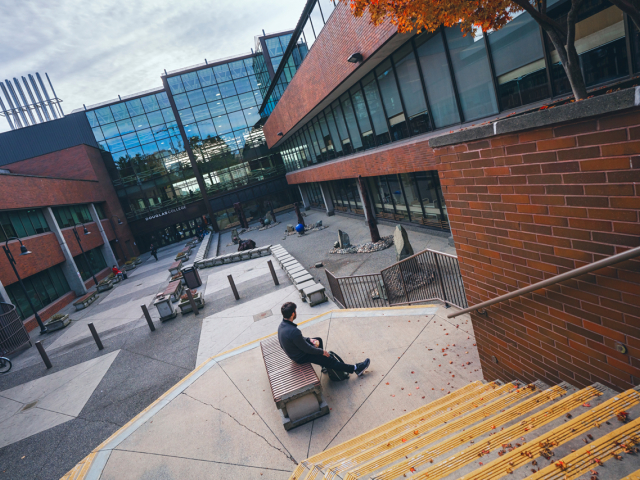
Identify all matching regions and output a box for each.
[288,379,640,480]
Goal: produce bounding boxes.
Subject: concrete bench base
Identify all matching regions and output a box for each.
[303,284,328,306]
[73,291,98,311]
[280,393,329,431]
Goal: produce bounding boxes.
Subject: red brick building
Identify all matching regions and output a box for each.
[0,114,138,331]
[263,2,640,390]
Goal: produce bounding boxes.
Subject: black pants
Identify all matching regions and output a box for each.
[152,252,158,261]
[295,338,355,374]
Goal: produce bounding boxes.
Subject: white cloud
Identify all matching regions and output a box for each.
[0,0,303,132]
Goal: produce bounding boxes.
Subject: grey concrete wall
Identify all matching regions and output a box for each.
[89,204,119,268]
[43,207,88,296]
[319,182,335,216]
[0,279,9,304]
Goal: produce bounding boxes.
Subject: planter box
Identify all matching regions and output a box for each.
[97,281,113,293]
[73,291,99,311]
[176,254,189,262]
[44,313,71,331]
[178,294,205,314]
[154,296,177,322]
[134,258,142,265]
[124,263,136,271]
[162,280,184,303]
[169,260,183,276]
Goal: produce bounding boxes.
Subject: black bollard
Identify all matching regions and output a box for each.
[186,288,199,315]
[88,323,104,350]
[141,305,155,331]
[267,260,279,286]
[35,341,52,369]
[228,274,240,300]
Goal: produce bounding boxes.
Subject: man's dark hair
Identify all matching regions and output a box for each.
[281,302,297,319]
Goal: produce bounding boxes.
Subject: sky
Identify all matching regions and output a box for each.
[0,0,304,133]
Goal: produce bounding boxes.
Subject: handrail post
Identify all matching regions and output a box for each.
[433,253,449,308]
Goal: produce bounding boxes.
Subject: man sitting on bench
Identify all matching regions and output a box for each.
[278,302,370,377]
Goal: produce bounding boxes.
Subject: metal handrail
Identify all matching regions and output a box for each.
[447,245,640,318]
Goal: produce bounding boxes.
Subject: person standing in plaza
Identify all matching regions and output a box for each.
[150,243,158,261]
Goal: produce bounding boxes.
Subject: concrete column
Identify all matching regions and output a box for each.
[0,279,10,304]
[89,204,119,268]
[43,208,88,296]
[319,182,335,217]
[356,179,372,224]
[298,184,311,211]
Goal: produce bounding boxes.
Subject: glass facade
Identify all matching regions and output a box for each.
[6,265,70,320]
[74,247,107,281]
[0,208,50,241]
[52,204,93,228]
[279,0,632,173]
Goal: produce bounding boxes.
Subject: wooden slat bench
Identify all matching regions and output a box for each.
[260,337,329,431]
[162,280,183,303]
[73,291,98,311]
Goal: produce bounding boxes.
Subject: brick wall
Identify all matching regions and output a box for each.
[286,105,640,391]
[62,223,105,257]
[263,2,397,148]
[6,144,99,181]
[0,233,65,287]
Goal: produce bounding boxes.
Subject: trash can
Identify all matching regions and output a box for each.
[181,266,202,289]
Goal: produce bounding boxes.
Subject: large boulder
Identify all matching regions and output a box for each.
[338,230,351,248]
[394,225,414,261]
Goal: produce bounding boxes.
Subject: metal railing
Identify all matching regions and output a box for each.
[325,248,466,309]
[381,249,467,309]
[0,302,31,356]
[447,244,640,319]
[325,270,389,309]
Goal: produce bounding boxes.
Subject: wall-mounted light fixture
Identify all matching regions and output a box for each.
[277,132,284,136]
[347,52,363,63]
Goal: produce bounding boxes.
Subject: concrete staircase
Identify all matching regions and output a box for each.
[288,380,640,480]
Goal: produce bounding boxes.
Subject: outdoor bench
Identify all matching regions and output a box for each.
[260,337,329,431]
[169,260,182,275]
[162,280,184,303]
[73,291,98,311]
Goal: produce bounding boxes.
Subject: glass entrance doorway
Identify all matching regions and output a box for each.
[137,216,207,252]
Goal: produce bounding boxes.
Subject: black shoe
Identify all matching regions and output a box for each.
[354,358,370,376]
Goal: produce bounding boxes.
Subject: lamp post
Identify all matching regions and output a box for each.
[109,215,127,261]
[2,237,48,334]
[72,222,98,286]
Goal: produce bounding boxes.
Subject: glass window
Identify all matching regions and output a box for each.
[141,95,160,112]
[101,122,120,139]
[266,37,284,57]
[302,17,316,49]
[132,114,150,131]
[318,0,335,20]
[228,111,247,130]
[110,103,129,122]
[213,64,232,83]
[126,99,145,117]
[203,85,221,102]
[488,12,548,109]
[238,92,256,108]
[324,107,342,154]
[376,59,409,141]
[244,58,256,76]
[147,110,165,127]
[224,95,241,112]
[213,115,232,134]
[415,32,461,128]
[181,72,201,91]
[243,106,259,125]
[95,107,114,125]
[208,100,226,117]
[167,76,185,94]
[179,108,195,125]
[161,108,175,123]
[156,92,171,109]
[445,27,499,121]
[309,1,325,35]
[106,136,125,152]
[393,43,430,136]
[173,93,190,110]
[234,77,252,94]
[197,68,216,87]
[187,89,206,106]
[91,127,104,141]
[192,104,211,122]
[339,93,363,150]
[122,132,140,149]
[229,60,247,79]
[197,119,217,139]
[137,128,155,145]
[86,111,99,128]
[361,74,390,145]
[219,81,237,98]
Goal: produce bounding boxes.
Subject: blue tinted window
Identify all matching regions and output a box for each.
[238,92,256,108]
[224,96,241,112]
[213,115,232,134]
[183,123,199,139]
[95,107,114,125]
[141,95,160,112]
[173,93,190,110]
[179,108,195,124]
[213,64,232,83]
[156,92,171,109]
[132,114,150,130]
[153,124,169,140]
[181,72,201,91]
[187,89,206,106]
[167,76,185,94]
[197,68,216,87]
[116,118,135,135]
[110,103,129,121]
[197,119,217,139]
[91,127,104,141]
[243,106,259,125]
[229,60,247,79]
[101,122,120,139]
[266,37,284,57]
[161,108,175,123]
[147,110,165,127]
[244,58,256,76]
[219,81,237,98]
[126,99,145,117]
[203,85,221,102]
[137,128,155,145]
[86,111,99,127]
[122,132,140,149]
[141,142,160,156]
[192,104,211,122]
[234,77,252,94]
[228,111,247,130]
[106,136,125,152]
[208,101,225,117]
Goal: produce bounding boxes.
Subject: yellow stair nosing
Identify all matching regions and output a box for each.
[526,412,640,480]
[368,384,572,480]
[299,380,489,470]
[454,385,640,480]
[329,382,547,479]
[620,467,640,480]
[394,384,606,480]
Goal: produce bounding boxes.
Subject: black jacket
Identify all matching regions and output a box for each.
[277,319,323,362]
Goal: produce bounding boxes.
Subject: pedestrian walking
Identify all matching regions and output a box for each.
[150,243,158,261]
